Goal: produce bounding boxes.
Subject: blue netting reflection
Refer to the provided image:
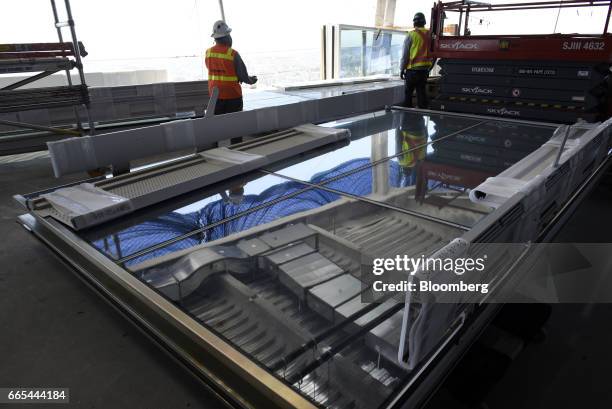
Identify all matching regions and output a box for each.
[92,159,407,266]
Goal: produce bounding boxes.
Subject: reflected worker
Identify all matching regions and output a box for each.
[400,12,434,108]
[396,113,428,187]
[205,20,257,143]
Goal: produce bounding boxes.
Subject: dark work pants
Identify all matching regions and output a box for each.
[404,69,429,109]
[214,97,244,144]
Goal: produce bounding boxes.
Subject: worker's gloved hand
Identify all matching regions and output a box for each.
[400,69,406,80]
[249,76,258,85]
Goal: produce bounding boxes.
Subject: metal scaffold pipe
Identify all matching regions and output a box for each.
[218,0,226,22]
[0,119,80,136]
[52,0,96,135]
[50,0,83,134]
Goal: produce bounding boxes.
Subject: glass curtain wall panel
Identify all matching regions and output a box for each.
[337,25,407,78]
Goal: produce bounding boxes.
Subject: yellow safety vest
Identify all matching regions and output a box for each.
[399,131,427,168]
[406,28,433,70]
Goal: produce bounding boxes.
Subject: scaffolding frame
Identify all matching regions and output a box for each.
[0,0,95,138]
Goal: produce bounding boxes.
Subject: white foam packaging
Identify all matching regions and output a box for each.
[47,84,403,176]
[41,183,134,230]
[470,119,612,239]
[39,123,351,230]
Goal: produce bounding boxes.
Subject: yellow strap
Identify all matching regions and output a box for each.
[205,47,234,61]
[401,131,425,140]
[409,61,433,69]
[209,74,238,81]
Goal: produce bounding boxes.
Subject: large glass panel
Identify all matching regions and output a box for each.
[269,112,468,183]
[130,199,466,408]
[71,108,559,407]
[267,110,555,185]
[338,26,407,78]
[339,28,365,78]
[267,110,556,228]
[83,110,556,267]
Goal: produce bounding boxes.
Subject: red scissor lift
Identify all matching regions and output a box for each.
[429,0,612,123]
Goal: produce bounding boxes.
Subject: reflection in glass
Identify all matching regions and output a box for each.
[87,175,339,265]
[268,110,482,183]
[87,110,556,267]
[396,113,428,187]
[319,113,555,227]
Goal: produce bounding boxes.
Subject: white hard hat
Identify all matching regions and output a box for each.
[211,20,232,39]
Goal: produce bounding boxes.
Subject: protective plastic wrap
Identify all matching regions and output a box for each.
[468,176,543,209]
[42,183,133,230]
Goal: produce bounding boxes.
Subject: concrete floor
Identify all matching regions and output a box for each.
[1,154,611,409]
[0,154,224,409]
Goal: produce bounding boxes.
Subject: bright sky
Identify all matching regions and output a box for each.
[2,0,409,59]
[2,1,610,65]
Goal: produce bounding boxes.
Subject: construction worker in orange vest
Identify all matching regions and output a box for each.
[399,12,435,108]
[205,20,257,142]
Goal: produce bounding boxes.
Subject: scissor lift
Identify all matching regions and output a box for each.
[429,0,612,123]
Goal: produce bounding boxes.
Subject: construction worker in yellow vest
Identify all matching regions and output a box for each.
[205,21,257,143]
[399,12,435,108]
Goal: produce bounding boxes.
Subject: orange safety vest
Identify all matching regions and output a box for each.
[205,44,242,99]
[406,28,433,70]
